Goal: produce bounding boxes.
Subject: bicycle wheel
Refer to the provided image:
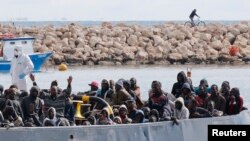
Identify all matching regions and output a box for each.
[198,21,206,27]
[184,21,193,28]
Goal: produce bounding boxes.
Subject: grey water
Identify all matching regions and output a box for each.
[0,64,250,109]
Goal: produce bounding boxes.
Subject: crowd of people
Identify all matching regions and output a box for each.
[0,71,247,127]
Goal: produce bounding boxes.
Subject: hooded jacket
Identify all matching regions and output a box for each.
[174,97,190,120]
[171,71,187,98]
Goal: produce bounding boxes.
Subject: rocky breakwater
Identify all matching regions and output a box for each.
[1,22,250,66]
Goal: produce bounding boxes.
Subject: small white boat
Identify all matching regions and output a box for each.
[0,34,52,72]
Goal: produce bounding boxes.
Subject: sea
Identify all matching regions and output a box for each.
[0,64,250,109]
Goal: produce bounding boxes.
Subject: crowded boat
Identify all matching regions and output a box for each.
[0,70,247,127]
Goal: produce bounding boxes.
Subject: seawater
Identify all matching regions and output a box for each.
[0,64,250,108]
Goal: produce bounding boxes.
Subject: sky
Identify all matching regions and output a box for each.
[0,0,250,21]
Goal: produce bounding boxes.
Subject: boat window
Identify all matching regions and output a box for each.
[10,42,15,45]
[22,41,27,44]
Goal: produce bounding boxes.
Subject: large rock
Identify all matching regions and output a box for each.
[236,24,249,33]
[22,27,38,34]
[89,36,102,48]
[228,27,240,36]
[211,40,223,51]
[136,51,148,61]
[127,35,138,46]
[168,53,183,61]
[240,46,250,57]
[234,36,248,47]
[153,35,164,46]
[52,53,64,65]
[200,33,212,41]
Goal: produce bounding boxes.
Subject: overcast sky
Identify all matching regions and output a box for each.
[0,0,249,21]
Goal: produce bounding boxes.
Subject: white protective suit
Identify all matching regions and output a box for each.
[10,45,34,91]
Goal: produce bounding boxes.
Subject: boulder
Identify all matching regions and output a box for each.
[200,33,212,41]
[153,35,164,46]
[168,53,183,61]
[89,36,102,48]
[127,35,138,46]
[211,40,223,51]
[236,24,249,33]
[228,27,240,36]
[136,51,148,61]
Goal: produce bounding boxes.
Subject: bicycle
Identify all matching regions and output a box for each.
[184,18,206,27]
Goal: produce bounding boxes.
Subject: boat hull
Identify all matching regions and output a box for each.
[0,52,52,72]
[0,110,249,141]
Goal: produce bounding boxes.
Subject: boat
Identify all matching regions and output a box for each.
[0,34,52,72]
[0,110,249,141]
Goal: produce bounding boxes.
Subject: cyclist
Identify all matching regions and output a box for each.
[189,9,200,26]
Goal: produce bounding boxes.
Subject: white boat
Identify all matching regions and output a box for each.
[0,34,52,72]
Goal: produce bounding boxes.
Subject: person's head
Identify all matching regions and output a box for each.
[194,9,196,12]
[123,80,131,91]
[151,81,162,95]
[119,104,128,117]
[198,84,207,98]
[9,84,18,90]
[89,81,99,91]
[14,45,23,58]
[132,110,145,123]
[175,97,184,110]
[101,79,109,90]
[82,120,91,126]
[4,89,11,99]
[149,115,158,122]
[113,108,119,117]
[109,80,115,89]
[210,84,219,97]
[113,116,122,124]
[181,82,191,95]
[149,109,159,121]
[115,80,123,91]
[30,86,40,100]
[9,88,17,100]
[100,108,109,120]
[19,90,28,102]
[126,100,137,111]
[124,118,132,124]
[200,79,208,87]
[130,77,137,88]
[230,87,240,99]
[87,115,96,125]
[177,71,187,83]
[48,107,56,119]
[50,80,58,88]
[221,81,230,94]
[50,86,58,97]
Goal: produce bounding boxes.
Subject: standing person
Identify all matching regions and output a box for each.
[10,45,34,91]
[171,71,187,98]
[189,9,200,26]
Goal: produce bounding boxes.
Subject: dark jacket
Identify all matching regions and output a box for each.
[171,71,187,98]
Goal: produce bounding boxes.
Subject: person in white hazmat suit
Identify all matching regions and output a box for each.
[10,45,34,91]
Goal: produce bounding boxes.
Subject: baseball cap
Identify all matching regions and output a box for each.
[88,81,99,88]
